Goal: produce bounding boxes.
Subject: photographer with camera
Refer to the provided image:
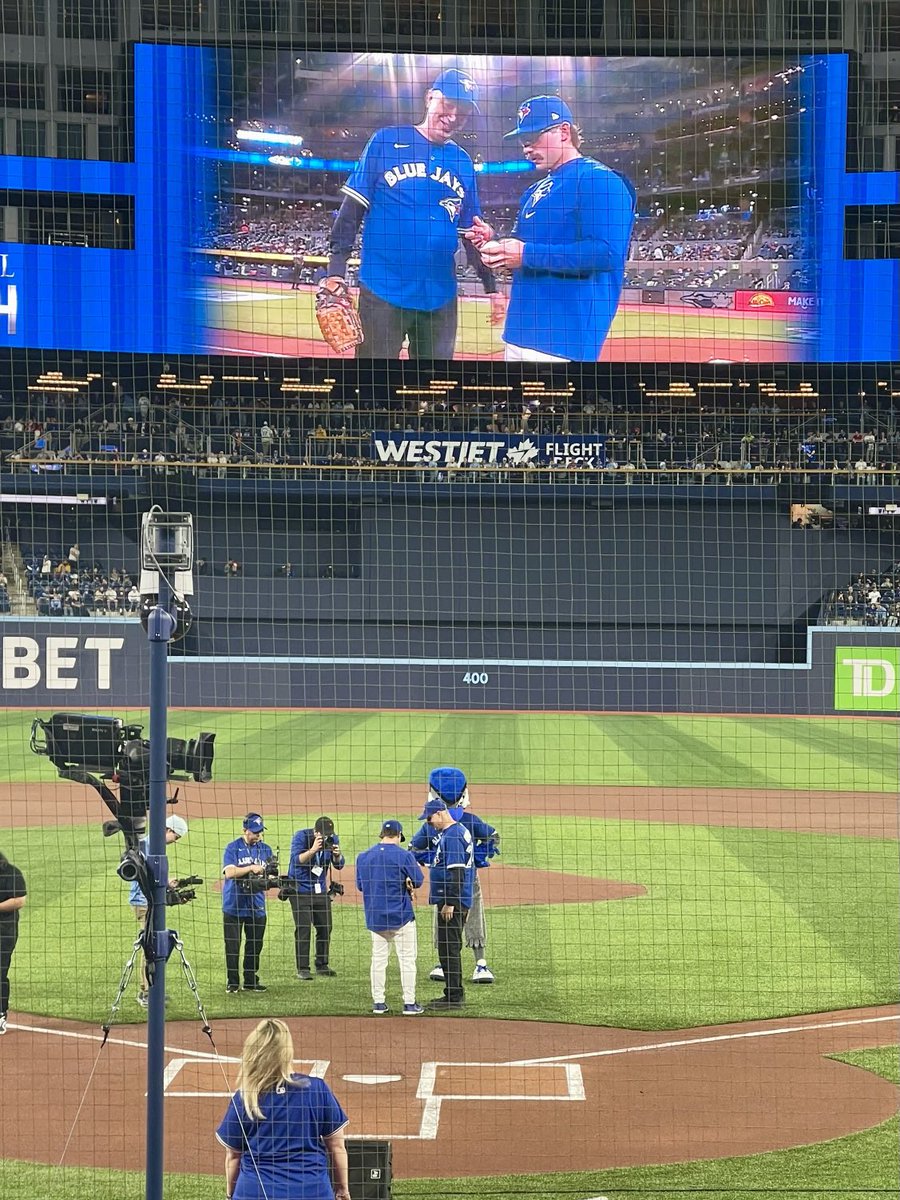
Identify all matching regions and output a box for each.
[126,813,189,1008]
[0,851,27,1035]
[222,814,274,994]
[286,817,345,981]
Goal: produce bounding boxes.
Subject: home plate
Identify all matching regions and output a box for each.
[342,1074,403,1085]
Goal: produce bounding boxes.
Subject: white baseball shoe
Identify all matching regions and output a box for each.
[428,964,444,981]
[472,962,494,984]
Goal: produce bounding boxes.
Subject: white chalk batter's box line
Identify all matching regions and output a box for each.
[162,1058,585,1141]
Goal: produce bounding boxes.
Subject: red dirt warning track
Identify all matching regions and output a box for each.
[1,1006,897,1178]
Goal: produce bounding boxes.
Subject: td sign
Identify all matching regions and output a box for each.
[834,647,900,711]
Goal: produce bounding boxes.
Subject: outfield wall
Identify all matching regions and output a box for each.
[1,620,898,715]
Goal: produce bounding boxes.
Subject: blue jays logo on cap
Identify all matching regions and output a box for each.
[243,812,265,833]
[504,95,575,140]
[432,68,480,113]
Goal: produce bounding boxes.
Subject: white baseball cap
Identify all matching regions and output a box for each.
[166,814,188,839]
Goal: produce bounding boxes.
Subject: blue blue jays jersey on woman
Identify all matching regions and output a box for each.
[503,157,636,360]
[342,126,481,312]
[216,1075,348,1200]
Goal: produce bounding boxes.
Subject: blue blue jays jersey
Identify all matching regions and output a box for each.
[503,156,636,360]
[342,125,481,312]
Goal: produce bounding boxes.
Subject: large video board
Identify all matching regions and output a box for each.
[0,47,896,362]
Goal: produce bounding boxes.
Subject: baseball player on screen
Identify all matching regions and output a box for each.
[467,96,636,361]
[324,67,504,358]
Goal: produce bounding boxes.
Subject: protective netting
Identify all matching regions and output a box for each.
[0,5,899,1200]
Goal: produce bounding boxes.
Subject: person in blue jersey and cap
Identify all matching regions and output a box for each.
[468,95,636,361]
[221,814,274,994]
[325,67,504,358]
[411,766,500,986]
[355,819,425,1015]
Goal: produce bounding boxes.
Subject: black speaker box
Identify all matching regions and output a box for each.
[342,1139,392,1199]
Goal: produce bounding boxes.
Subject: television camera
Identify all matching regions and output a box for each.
[30,712,215,851]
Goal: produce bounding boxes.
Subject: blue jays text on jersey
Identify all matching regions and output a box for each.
[503,156,636,360]
[342,125,482,312]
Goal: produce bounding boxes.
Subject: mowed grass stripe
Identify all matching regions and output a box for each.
[597,714,778,789]
[0,709,896,791]
[740,715,900,792]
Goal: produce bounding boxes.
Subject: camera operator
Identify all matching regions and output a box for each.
[222,814,274,994]
[286,816,345,980]
[0,851,26,1035]
[126,814,189,1008]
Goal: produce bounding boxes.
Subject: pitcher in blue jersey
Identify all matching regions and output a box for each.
[325,68,504,358]
[470,96,636,362]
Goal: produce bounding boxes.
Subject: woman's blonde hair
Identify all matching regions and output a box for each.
[236,1018,295,1120]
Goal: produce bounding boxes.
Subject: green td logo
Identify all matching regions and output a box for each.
[834,647,900,711]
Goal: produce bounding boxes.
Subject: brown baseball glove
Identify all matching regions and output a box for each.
[315,278,364,353]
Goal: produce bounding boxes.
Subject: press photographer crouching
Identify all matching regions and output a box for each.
[222,814,275,994]
[286,817,345,980]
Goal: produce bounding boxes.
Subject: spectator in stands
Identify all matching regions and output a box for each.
[67,543,80,570]
[65,585,83,617]
[224,560,241,577]
[127,584,141,613]
[196,557,208,575]
[40,554,52,580]
[260,422,275,457]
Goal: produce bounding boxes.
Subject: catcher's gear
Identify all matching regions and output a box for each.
[315,278,364,353]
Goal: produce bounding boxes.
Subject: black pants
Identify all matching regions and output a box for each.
[356,285,458,359]
[435,906,468,1002]
[0,922,19,1014]
[223,913,267,988]
[289,892,333,971]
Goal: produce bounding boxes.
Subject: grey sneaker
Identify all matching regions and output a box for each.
[136,991,149,1009]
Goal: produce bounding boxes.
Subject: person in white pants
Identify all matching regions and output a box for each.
[355,820,425,1015]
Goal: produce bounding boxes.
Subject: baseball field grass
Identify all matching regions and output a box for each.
[1,707,896,1197]
[1,1045,896,1200]
[203,280,803,360]
[3,709,898,790]
[1,708,897,1027]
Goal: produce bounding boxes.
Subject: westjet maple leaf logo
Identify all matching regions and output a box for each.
[506,438,540,466]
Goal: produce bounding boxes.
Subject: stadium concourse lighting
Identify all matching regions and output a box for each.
[141,509,194,1200]
[236,128,304,147]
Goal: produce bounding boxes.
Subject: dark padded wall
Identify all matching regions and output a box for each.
[183,498,899,662]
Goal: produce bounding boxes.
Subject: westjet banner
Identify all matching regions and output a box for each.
[370,433,607,468]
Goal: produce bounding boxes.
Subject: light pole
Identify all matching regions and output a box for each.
[139,508,194,1200]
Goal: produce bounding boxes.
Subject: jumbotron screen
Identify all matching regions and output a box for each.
[0,47,894,362]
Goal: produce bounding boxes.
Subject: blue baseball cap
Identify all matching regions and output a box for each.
[432,68,480,113]
[380,819,405,841]
[428,766,468,804]
[243,813,265,834]
[504,96,575,140]
[419,796,449,821]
